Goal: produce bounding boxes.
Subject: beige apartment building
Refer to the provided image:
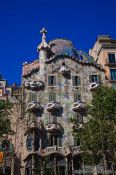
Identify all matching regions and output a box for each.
[89,35,116,89]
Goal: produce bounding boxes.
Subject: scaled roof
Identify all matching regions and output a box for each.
[22,39,104,77]
[48,39,95,63]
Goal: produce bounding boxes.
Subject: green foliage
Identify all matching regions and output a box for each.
[0,100,13,137]
[71,86,116,166]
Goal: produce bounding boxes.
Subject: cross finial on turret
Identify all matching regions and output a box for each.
[37,27,50,51]
[40,27,47,40]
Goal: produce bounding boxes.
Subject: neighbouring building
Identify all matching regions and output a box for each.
[0,76,22,175]
[89,35,116,89]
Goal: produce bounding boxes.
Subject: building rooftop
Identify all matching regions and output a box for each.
[22,38,104,77]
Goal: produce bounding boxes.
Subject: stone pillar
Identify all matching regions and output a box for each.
[65,157,68,175]
[71,157,74,175]
[31,130,35,175]
[54,156,57,175]
[11,155,14,175]
[31,155,35,175]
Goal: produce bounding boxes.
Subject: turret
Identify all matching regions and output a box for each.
[37,27,50,62]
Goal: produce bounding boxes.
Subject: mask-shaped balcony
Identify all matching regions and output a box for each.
[72,101,86,113]
[45,123,63,135]
[25,81,31,89]
[24,80,44,90]
[89,82,99,91]
[27,101,43,113]
[60,65,70,76]
[45,101,61,113]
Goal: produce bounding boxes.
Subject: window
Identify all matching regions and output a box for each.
[108,53,116,63]
[26,132,40,151]
[48,135,62,147]
[74,113,83,123]
[30,93,37,102]
[48,76,56,86]
[110,69,116,81]
[72,76,80,86]
[74,93,81,102]
[26,133,32,150]
[89,75,99,83]
[74,137,80,146]
[48,114,57,124]
[49,93,56,102]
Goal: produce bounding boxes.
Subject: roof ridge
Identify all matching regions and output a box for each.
[48,38,73,45]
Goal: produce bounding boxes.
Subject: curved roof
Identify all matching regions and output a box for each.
[49,39,95,63]
[22,39,104,77]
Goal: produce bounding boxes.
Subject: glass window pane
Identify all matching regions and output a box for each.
[74,93,81,102]
[72,76,80,86]
[48,76,56,86]
[89,75,99,83]
[49,93,56,102]
[110,69,116,80]
[108,53,116,63]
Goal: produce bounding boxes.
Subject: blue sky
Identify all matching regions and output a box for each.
[0,0,116,84]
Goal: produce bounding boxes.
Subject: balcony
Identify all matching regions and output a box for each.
[72,101,86,113]
[45,123,63,134]
[45,146,82,157]
[59,64,70,77]
[24,80,44,91]
[89,82,99,91]
[27,101,43,113]
[45,101,61,113]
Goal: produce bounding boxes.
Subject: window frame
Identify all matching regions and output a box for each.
[72,75,81,87]
[48,74,57,87]
[110,68,116,81]
[48,135,62,147]
[108,53,116,63]
[74,93,81,102]
[30,92,37,102]
[49,93,56,102]
[89,74,99,83]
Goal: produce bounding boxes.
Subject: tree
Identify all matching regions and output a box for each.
[0,100,13,137]
[71,86,116,174]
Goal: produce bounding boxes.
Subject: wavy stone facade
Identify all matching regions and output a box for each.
[15,28,106,175]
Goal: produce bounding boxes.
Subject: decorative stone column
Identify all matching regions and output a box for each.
[71,157,74,175]
[65,157,68,175]
[54,156,57,175]
[31,130,35,175]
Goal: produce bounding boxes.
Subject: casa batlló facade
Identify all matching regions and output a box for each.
[0,28,106,175]
[19,28,106,175]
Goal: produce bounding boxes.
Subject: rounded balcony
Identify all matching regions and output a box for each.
[72,101,86,113]
[45,101,61,113]
[27,101,43,113]
[45,123,63,135]
[25,81,31,89]
[89,82,99,91]
[24,80,44,90]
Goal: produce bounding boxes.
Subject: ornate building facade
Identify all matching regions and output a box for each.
[17,28,106,175]
[0,29,107,175]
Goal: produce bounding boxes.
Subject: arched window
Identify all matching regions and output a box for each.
[26,131,40,151]
[26,133,32,150]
